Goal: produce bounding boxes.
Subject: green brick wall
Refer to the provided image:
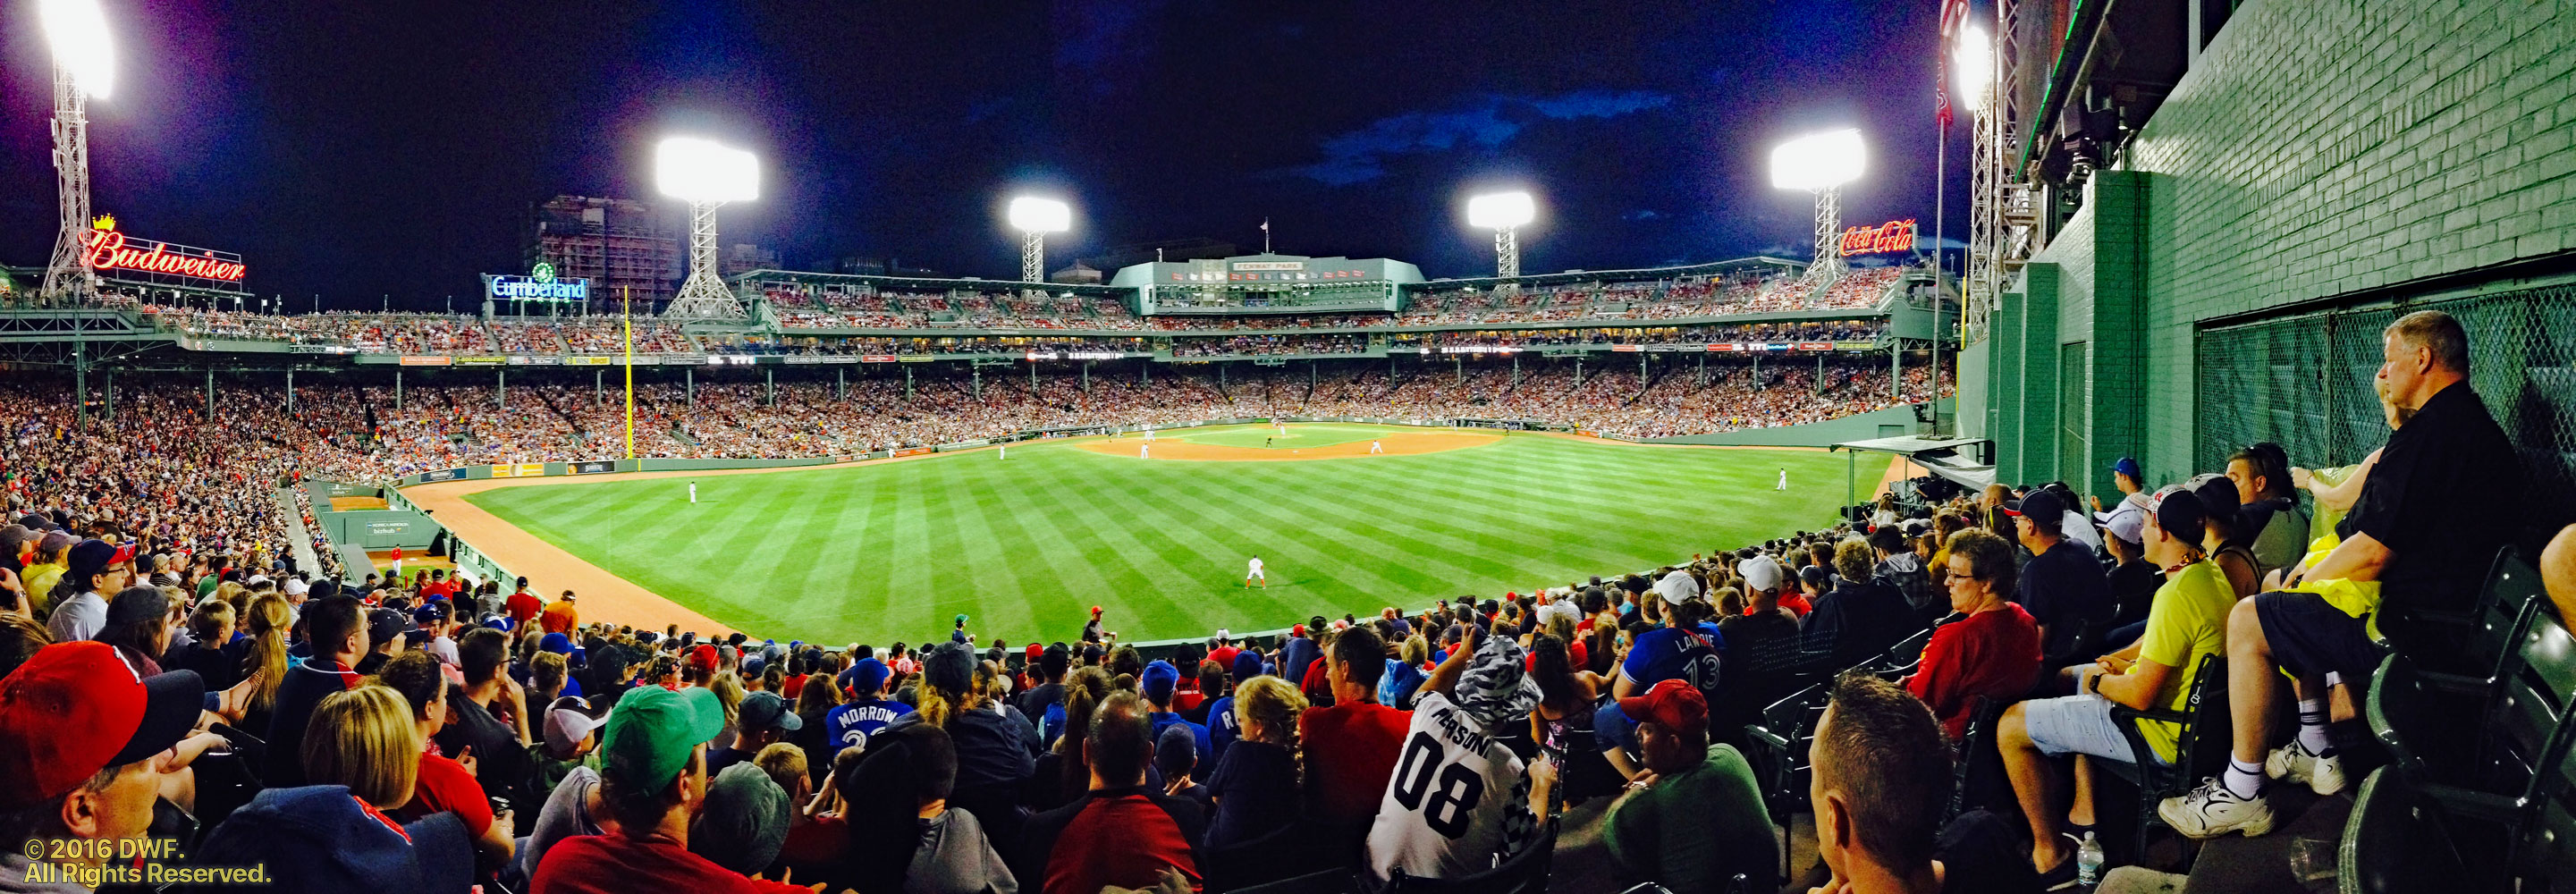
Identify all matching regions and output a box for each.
[1974,0,2576,487]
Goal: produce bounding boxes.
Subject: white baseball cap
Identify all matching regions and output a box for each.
[1653,569,1703,605]
[1736,555,1786,594]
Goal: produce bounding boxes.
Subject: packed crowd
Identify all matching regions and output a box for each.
[0,308,2556,894]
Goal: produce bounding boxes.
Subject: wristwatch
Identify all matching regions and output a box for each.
[2088,669,2106,694]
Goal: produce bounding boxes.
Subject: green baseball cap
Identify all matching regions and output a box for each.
[601,686,726,792]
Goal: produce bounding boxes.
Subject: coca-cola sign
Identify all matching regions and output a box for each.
[81,221,246,285]
[1837,218,1918,257]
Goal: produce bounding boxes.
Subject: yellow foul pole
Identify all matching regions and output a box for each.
[622,287,635,460]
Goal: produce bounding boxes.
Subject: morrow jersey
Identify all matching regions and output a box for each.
[1364,690,1537,884]
[824,699,913,754]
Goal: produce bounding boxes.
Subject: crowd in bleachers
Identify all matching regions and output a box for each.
[0,308,2562,893]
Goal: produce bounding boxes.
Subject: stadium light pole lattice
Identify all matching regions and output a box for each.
[39,0,114,308]
[1009,198,1071,296]
[1465,191,1535,296]
[655,137,759,319]
[1770,129,1866,293]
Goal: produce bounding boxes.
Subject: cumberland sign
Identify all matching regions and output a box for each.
[81,219,247,285]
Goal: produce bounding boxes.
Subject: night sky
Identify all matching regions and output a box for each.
[0,2,1960,311]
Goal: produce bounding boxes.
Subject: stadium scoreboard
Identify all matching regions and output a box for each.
[1113,252,1422,316]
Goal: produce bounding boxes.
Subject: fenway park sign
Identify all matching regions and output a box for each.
[1837,219,1917,257]
[81,224,247,284]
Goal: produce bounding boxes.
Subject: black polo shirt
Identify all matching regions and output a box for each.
[2015,539,2114,662]
[2342,381,2523,611]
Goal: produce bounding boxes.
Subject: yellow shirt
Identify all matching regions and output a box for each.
[2133,560,2235,763]
[20,561,64,616]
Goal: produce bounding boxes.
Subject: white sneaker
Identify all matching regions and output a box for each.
[2158,777,2276,839]
[2265,740,2349,796]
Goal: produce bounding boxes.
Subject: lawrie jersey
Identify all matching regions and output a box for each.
[1364,691,1538,884]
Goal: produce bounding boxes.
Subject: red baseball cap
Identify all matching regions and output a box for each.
[1291,624,1307,637]
[686,645,720,673]
[1025,643,1044,660]
[1090,605,1103,617]
[1617,679,1708,733]
[0,642,204,808]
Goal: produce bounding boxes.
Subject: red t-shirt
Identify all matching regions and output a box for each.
[401,752,493,837]
[1904,603,2043,740]
[781,674,807,701]
[1207,645,1242,670]
[532,832,808,894]
[1780,592,1814,618]
[1297,701,1411,822]
[506,591,543,624]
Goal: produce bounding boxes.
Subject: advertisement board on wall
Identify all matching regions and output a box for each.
[568,460,617,475]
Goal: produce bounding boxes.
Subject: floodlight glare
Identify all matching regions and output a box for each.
[655,137,760,204]
[1769,129,1866,191]
[1465,191,1536,230]
[41,0,115,99]
[1009,198,1072,233]
[1953,26,1993,113]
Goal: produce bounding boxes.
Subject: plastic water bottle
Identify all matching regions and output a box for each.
[2076,831,2104,888]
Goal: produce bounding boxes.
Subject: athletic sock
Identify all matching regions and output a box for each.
[2297,698,2335,755]
[2224,758,2266,798]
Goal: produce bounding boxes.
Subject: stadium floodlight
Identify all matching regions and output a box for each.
[1465,190,1536,288]
[1009,197,1072,286]
[42,0,114,99]
[1953,26,1994,115]
[1771,128,1866,289]
[38,0,115,307]
[655,137,760,318]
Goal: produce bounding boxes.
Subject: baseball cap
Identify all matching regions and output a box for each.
[2112,457,2142,480]
[689,763,790,875]
[539,632,574,654]
[1617,678,1710,732]
[1232,650,1265,680]
[2100,506,2147,546]
[1142,660,1179,702]
[411,602,449,625]
[599,685,726,792]
[283,578,309,596]
[1154,724,1197,780]
[952,613,969,627]
[1290,623,1307,637]
[2002,488,2065,521]
[849,658,891,696]
[686,645,720,675]
[363,608,406,645]
[1213,628,1231,643]
[0,642,205,808]
[1735,555,1784,595]
[543,696,606,760]
[1089,605,1102,617]
[64,539,117,580]
[1655,568,1704,604]
[2148,485,2206,544]
[736,691,803,735]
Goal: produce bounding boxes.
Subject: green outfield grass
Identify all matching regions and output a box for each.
[465,426,1859,646]
[1178,423,1385,449]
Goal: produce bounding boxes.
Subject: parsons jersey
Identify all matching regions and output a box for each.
[1364,691,1537,883]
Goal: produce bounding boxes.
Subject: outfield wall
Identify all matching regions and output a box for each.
[1972,0,2576,541]
[1643,403,1936,447]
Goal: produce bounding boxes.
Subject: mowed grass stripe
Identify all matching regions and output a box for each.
[467,430,1862,643]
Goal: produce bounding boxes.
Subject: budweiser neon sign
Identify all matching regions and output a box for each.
[1837,219,1918,257]
[80,224,246,284]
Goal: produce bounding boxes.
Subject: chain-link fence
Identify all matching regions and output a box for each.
[2197,282,2576,551]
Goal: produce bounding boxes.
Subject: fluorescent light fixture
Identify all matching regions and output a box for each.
[41,0,115,100]
[1770,129,1866,190]
[1953,26,1993,113]
[1465,191,1536,229]
[1009,197,1071,233]
[655,137,760,203]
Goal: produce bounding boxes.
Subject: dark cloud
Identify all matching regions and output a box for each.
[1282,90,1676,186]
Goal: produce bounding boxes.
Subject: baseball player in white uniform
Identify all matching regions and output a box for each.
[1776,468,1788,491]
[1245,555,1266,588]
[1140,443,1150,460]
[689,481,698,503]
[1370,439,1384,454]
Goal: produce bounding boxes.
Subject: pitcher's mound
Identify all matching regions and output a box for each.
[1078,429,1501,461]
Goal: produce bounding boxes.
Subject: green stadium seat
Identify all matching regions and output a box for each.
[2336,767,2471,894]
[1947,696,2011,822]
[2103,653,2231,859]
[2366,603,2576,890]
[2376,545,2545,675]
[1381,819,1555,894]
[1743,680,1831,823]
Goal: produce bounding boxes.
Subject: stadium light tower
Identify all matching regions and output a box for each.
[655,137,759,318]
[1009,197,1071,291]
[1770,128,1866,288]
[39,0,115,307]
[1465,191,1535,291]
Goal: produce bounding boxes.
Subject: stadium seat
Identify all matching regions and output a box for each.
[1947,696,2012,823]
[2366,602,2576,889]
[1381,819,1556,894]
[1226,867,1359,894]
[2377,545,2544,674]
[1744,680,1832,822]
[1204,821,1326,892]
[2102,653,2232,858]
[2337,766,2472,894]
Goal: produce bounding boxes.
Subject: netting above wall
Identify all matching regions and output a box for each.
[2196,283,2576,552]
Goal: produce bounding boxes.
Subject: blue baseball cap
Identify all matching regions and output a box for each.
[2112,457,2141,480]
[849,658,890,696]
[1142,660,1179,702]
[1232,650,1265,680]
[540,633,574,654]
